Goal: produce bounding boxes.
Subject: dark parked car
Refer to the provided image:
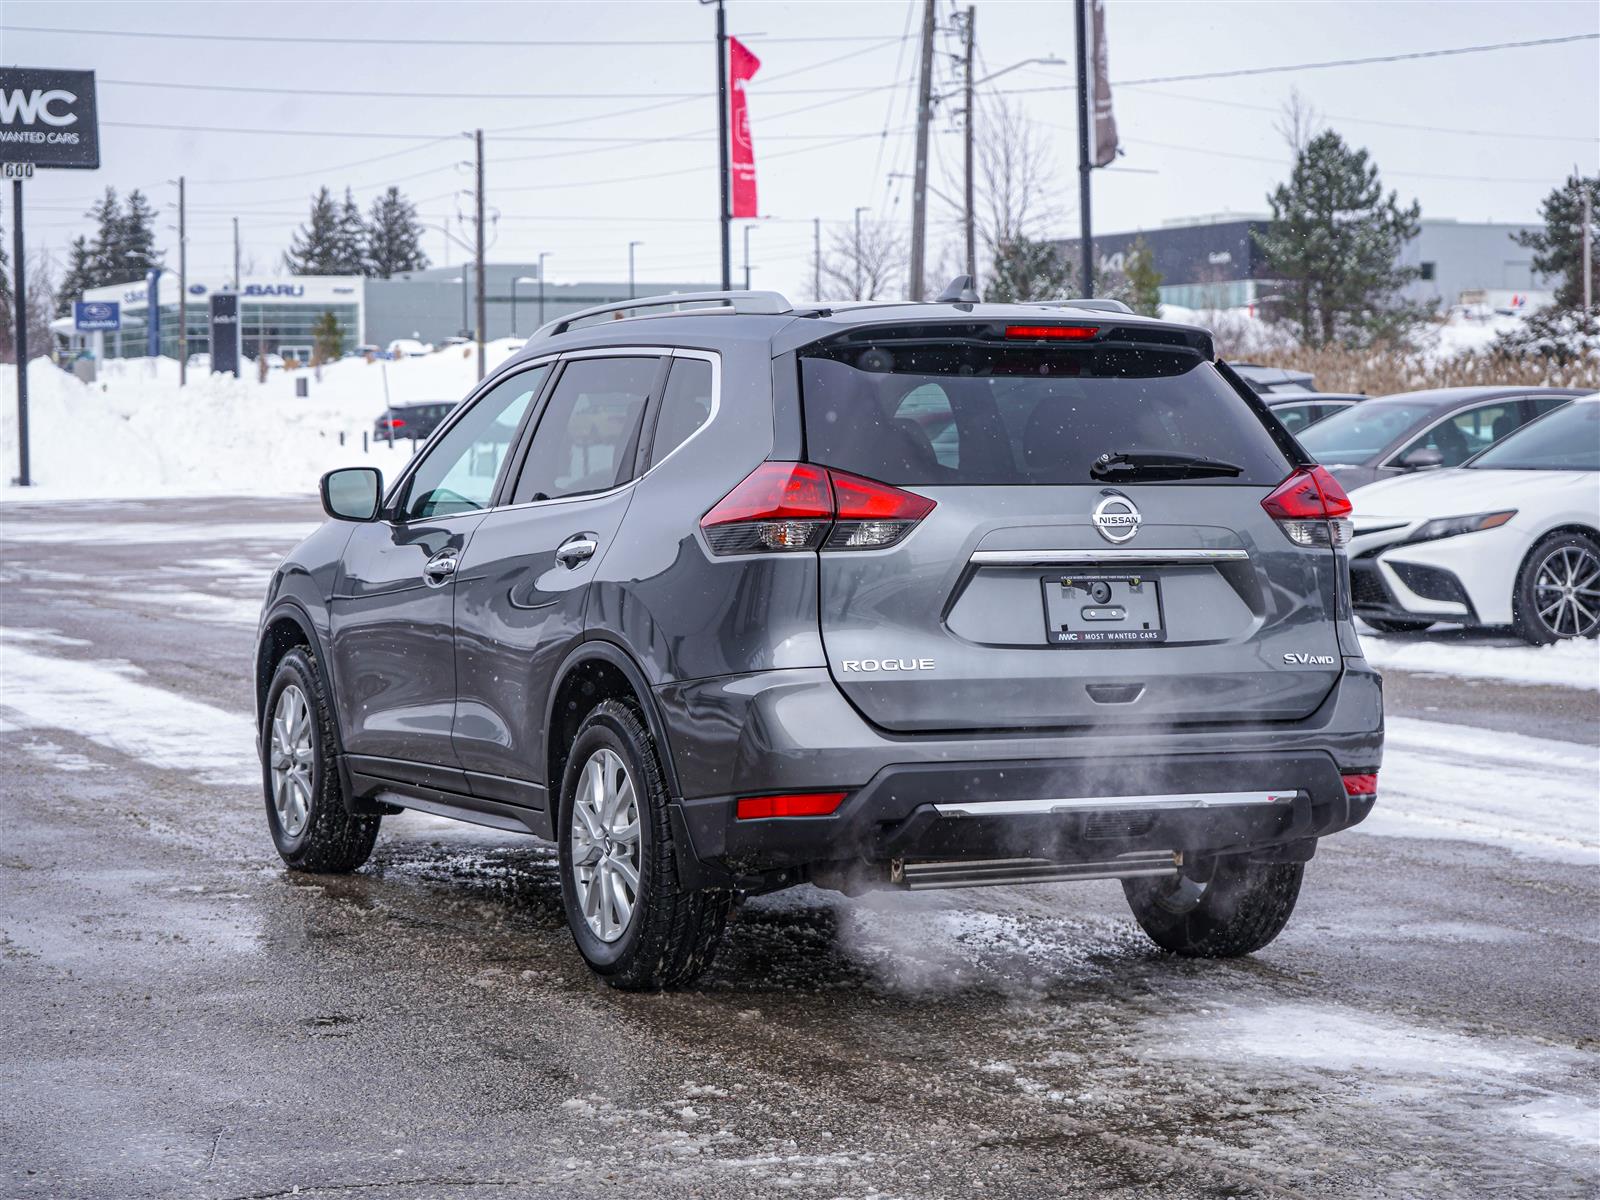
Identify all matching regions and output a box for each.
[1267,393,1366,435]
[257,286,1383,989]
[373,400,457,442]
[1232,363,1317,394]
[1299,385,1587,492]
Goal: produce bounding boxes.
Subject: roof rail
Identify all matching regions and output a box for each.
[533,290,793,338]
[1045,297,1135,315]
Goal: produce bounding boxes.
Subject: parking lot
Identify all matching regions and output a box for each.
[2,496,1597,1199]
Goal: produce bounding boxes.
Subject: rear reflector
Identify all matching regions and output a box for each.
[736,791,848,820]
[1341,773,1378,799]
[1004,324,1099,341]
[701,462,934,554]
[1263,466,1354,547]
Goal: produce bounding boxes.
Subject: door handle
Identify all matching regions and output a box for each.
[555,534,599,569]
[422,550,459,586]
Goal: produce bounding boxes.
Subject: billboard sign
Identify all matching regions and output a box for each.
[209,293,241,377]
[0,68,100,170]
[73,300,120,331]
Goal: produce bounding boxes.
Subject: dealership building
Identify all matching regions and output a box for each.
[63,264,719,362]
[1056,216,1554,313]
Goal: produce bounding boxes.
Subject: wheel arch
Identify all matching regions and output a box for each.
[256,600,336,735]
[544,639,680,817]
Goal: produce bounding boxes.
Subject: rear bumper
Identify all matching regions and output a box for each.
[655,661,1383,887]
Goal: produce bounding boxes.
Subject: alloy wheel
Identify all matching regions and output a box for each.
[1533,544,1600,639]
[269,684,315,838]
[569,747,643,943]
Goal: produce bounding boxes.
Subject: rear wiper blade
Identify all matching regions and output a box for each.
[1090,450,1244,481]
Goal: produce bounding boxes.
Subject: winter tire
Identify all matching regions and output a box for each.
[1361,617,1434,634]
[557,700,730,990]
[1512,531,1600,644]
[1122,855,1303,958]
[261,646,381,873]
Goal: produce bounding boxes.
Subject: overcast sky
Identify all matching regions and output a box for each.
[6,0,1598,298]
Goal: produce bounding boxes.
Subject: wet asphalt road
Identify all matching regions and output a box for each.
[1,497,1596,1200]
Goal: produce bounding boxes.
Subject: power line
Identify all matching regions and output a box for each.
[1118,135,1564,184]
[0,24,898,47]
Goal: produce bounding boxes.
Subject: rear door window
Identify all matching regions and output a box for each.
[800,340,1290,485]
[512,356,660,502]
[1396,402,1526,467]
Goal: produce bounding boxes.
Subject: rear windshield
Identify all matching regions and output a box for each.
[799,341,1290,486]
[1298,399,1434,463]
[1467,401,1596,471]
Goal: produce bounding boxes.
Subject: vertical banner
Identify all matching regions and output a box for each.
[1089,0,1119,168]
[728,36,760,219]
[209,292,240,377]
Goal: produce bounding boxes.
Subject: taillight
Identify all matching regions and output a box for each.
[1262,466,1352,548]
[386,418,406,429]
[1004,324,1099,340]
[736,791,849,820]
[700,462,934,555]
[1341,772,1377,799]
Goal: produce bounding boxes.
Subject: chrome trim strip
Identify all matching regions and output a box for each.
[931,790,1298,818]
[970,548,1250,566]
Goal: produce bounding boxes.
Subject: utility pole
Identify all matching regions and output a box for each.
[232,216,240,291]
[813,217,821,300]
[474,128,486,381]
[908,0,937,301]
[11,179,29,487]
[711,0,732,290]
[177,176,187,386]
[538,251,551,327]
[854,205,868,300]
[742,225,753,290]
[963,6,976,282]
[1074,0,1094,295]
[628,240,641,298]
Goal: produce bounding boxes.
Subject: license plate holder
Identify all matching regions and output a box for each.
[1042,573,1166,645]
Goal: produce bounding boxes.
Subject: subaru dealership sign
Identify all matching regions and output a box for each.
[0,68,100,170]
[73,300,120,331]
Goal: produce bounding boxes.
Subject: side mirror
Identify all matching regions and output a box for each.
[320,467,384,521]
[1399,446,1444,472]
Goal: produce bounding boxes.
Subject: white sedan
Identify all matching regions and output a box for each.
[1346,396,1598,644]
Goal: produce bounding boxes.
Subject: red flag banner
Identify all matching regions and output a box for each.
[729,36,761,218]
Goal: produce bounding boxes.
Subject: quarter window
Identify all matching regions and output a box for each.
[398,365,549,520]
[513,357,660,503]
[648,357,715,468]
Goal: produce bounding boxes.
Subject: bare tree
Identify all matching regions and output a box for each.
[976,96,1074,299]
[819,217,907,300]
[1275,87,1321,155]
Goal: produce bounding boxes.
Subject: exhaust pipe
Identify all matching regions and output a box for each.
[893,850,1180,891]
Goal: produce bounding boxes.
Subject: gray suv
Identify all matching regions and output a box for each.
[256,287,1383,989]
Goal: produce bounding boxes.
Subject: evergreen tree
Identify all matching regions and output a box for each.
[1512,173,1600,311]
[1123,237,1163,317]
[284,188,344,274]
[332,188,368,274]
[56,236,97,316]
[118,189,164,279]
[312,310,344,364]
[1254,130,1423,347]
[988,235,1074,303]
[365,187,430,278]
[86,187,123,283]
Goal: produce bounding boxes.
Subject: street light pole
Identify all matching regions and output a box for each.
[176,175,187,385]
[742,225,753,290]
[474,128,486,380]
[853,205,869,300]
[1074,0,1095,295]
[963,6,977,282]
[538,252,551,327]
[629,240,642,299]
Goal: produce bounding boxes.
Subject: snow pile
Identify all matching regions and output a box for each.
[1358,628,1599,691]
[0,339,525,498]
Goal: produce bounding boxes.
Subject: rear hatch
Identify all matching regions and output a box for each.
[796,320,1345,733]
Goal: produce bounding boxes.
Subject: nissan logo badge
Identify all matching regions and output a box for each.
[1092,494,1142,544]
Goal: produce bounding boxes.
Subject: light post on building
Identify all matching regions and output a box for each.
[537,252,552,327]
[511,275,538,337]
[628,241,643,299]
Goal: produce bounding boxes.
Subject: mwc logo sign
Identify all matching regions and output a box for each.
[0,67,99,169]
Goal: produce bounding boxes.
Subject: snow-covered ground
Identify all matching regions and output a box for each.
[0,340,525,498]
[1358,624,1600,691]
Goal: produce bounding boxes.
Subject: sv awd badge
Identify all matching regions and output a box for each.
[841,658,935,673]
[1284,652,1337,665]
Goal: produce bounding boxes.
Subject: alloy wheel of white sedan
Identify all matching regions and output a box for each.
[1531,543,1600,639]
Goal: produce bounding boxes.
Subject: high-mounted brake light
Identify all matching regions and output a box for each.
[736,791,849,820]
[1004,324,1099,341]
[1341,773,1378,799]
[701,462,934,555]
[1262,466,1353,548]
